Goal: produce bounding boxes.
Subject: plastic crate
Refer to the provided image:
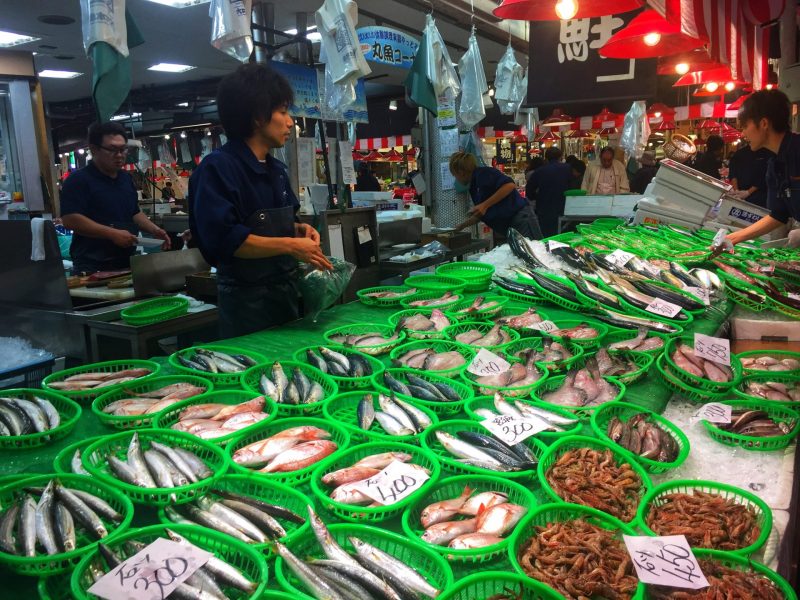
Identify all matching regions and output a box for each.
[736,349,800,375]
[52,435,106,475]
[0,355,54,389]
[664,336,743,395]
[444,295,509,321]
[438,572,563,600]
[400,290,464,310]
[602,328,673,355]
[436,262,495,292]
[240,360,338,417]
[461,359,550,398]
[655,353,728,404]
[404,274,468,293]
[531,374,625,420]
[0,388,81,450]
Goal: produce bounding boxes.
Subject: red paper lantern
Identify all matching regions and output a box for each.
[742,0,785,25]
[493,0,643,21]
[599,9,706,59]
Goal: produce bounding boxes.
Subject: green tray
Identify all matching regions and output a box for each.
[507,502,643,600]
[443,320,520,351]
[438,571,563,600]
[541,319,609,350]
[0,388,81,450]
[444,294,509,321]
[70,523,268,600]
[169,345,267,387]
[461,359,550,398]
[463,396,582,442]
[655,353,728,404]
[602,349,656,385]
[322,390,439,444]
[404,274,468,293]
[323,323,405,355]
[436,262,495,292]
[503,336,586,373]
[120,295,189,326]
[421,419,546,481]
[531,374,625,419]
[240,361,338,416]
[91,375,213,430]
[274,522,453,598]
[0,473,134,576]
[388,340,475,376]
[701,398,800,451]
[152,389,278,446]
[356,285,419,307]
[401,474,536,564]
[537,435,652,523]
[372,368,473,417]
[602,328,673,354]
[226,417,350,487]
[590,401,690,474]
[42,359,160,403]
[399,290,465,310]
[82,428,228,506]
[733,371,800,404]
[636,479,772,557]
[310,441,440,523]
[736,349,800,374]
[53,436,106,475]
[388,308,452,340]
[664,336,743,395]
[291,345,385,391]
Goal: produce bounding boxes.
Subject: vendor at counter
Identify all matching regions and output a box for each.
[189,63,331,338]
[449,151,543,241]
[60,122,171,274]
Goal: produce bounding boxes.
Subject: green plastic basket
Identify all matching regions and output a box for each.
[322,391,439,444]
[655,353,728,404]
[444,294,510,321]
[494,283,543,305]
[590,401,690,474]
[421,419,546,481]
[733,371,800,404]
[701,399,800,451]
[389,340,475,376]
[240,361,338,416]
[737,349,800,375]
[356,285,419,307]
[541,319,609,350]
[404,274,468,294]
[491,303,552,333]
[463,396,582,442]
[664,336,743,395]
[443,320,520,351]
[274,523,454,598]
[42,359,160,403]
[168,345,267,387]
[436,262,495,292]
[401,474,536,564]
[291,345,385,391]
[323,323,405,355]
[372,368,473,417]
[70,523,268,600]
[461,359,550,398]
[389,308,452,340]
[91,375,213,430]
[37,574,73,600]
[508,502,644,600]
[602,328,673,355]
[226,417,350,487]
[438,572,563,600]
[521,271,587,312]
[156,473,313,557]
[0,388,81,449]
[537,435,652,523]
[152,390,278,446]
[400,290,464,310]
[636,479,772,557]
[719,273,769,312]
[82,428,228,506]
[120,295,189,326]
[531,374,625,419]
[601,349,656,385]
[53,436,106,475]
[503,336,586,373]
[0,473,134,576]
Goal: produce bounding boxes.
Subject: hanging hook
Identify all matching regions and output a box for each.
[470,0,475,24]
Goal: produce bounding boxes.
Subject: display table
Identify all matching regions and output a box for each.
[68,285,135,301]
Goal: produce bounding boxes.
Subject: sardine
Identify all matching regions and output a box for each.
[0,503,19,554]
[35,481,59,555]
[349,536,441,598]
[53,481,108,539]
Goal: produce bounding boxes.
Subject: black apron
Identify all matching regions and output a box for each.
[71,221,137,275]
[216,205,301,338]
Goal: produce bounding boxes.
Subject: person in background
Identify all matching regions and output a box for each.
[450,151,543,242]
[728,142,771,208]
[565,155,586,189]
[526,146,572,238]
[693,134,725,179]
[582,146,630,194]
[630,151,659,194]
[189,63,331,337]
[60,122,170,274]
[524,156,544,181]
[161,180,176,200]
[355,162,382,192]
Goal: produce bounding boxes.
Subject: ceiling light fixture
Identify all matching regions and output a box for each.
[164,134,170,139]
[180,132,187,138]
[0,30,40,47]
[554,0,578,20]
[643,32,661,46]
[111,112,141,121]
[148,63,196,73]
[78,149,85,155]
[724,81,736,92]
[675,62,690,75]
[176,102,189,107]
[284,26,321,42]
[705,82,719,92]
[388,100,398,111]
[38,69,82,78]
[170,122,212,130]
[766,83,774,90]
[143,0,210,8]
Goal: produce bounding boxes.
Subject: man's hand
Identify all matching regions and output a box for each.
[710,235,735,257]
[295,223,320,244]
[109,229,138,248]
[468,202,488,217]
[289,237,333,271]
[153,227,172,250]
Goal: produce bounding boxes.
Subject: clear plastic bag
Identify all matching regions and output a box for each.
[424,15,460,98]
[80,0,129,55]
[299,257,356,322]
[619,100,651,161]
[315,0,370,86]
[495,46,526,115]
[458,27,488,129]
[209,0,253,62]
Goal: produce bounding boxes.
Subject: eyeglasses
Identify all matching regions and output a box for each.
[98,145,129,155]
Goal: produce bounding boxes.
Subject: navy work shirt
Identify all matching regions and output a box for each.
[728,145,771,208]
[59,162,140,272]
[188,140,299,268]
[469,167,526,232]
[526,160,572,238]
[767,132,800,224]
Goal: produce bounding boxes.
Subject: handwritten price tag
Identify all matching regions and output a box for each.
[468,348,511,376]
[694,402,732,424]
[605,249,636,267]
[694,333,730,366]
[354,460,429,506]
[685,287,711,306]
[624,535,709,590]
[547,240,569,251]
[645,298,682,318]
[88,538,212,600]
[789,293,800,302]
[526,320,558,333]
[480,414,550,445]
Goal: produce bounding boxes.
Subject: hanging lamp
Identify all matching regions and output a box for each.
[535,130,560,142]
[493,0,643,20]
[385,149,404,161]
[657,48,725,76]
[364,151,385,161]
[542,108,574,128]
[652,120,676,131]
[599,9,706,59]
[674,67,741,87]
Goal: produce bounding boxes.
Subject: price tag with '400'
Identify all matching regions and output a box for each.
[624,535,709,590]
[353,460,430,506]
[468,348,511,377]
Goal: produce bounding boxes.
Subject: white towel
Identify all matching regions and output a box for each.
[30,217,46,261]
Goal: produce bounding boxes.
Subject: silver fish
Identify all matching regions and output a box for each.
[33,396,60,430]
[349,536,441,598]
[184,504,253,544]
[149,441,199,484]
[0,503,19,554]
[272,362,289,403]
[357,396,375,430]
[320,347,351,372]
[274,542,346,600]
[143,450,175,490]
[435,431,504,467]
[219,499,286,538]
[198,497,267,543]
[166,529,257,593]
[127,433,157,488]
[35,481,59,555]
[19,494,36,557]
[374,412,414,436]
[53,481,108,539]
[71,449,89,475]
[378,394,416,432]
[172,447,212,479]
[54,502,76,552]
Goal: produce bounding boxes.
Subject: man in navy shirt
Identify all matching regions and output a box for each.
[60,122,170,274]
[189,63,331,337]
[728,142,771,208]
[526,146,572,237]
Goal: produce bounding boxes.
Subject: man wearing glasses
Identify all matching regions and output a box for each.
[60,122,170,274]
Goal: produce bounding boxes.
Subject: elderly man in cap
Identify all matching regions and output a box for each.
[630,151,659,194]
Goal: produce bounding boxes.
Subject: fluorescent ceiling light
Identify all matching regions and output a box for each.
[143,0,210,7]
[170,122,212,130]
[176,102,189,107]
[0,31,40,47]
[38,69,82,79]
[284,26,321,42]
[111,112,141,121]
[148,63,195,73]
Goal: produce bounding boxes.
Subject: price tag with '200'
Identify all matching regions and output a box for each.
[645,298,682,318]
[88,538,212,600]
[624,535,709,590]
[354,460,430,506]
[694,402,732,424]
[693,333,730,366]
[480,413,550,445]
[527,320,558,333]
[468,348,511,377]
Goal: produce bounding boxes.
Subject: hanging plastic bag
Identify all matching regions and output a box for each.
[496,47,526,115]
[298,257,356,322]
[209,0,253,62]
[458,27,488,129]
[462,132,489,168]
[619,100,651,161]
[424,15,460,98]
[315,0,370,86]
[137,145,151,172]
[322,57,357,116]
[80,0,128,55]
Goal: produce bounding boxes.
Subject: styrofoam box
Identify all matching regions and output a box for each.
[611,194,641,217]
[631,198,704,230]
[732,309,800,341]
[713,195,769,227]
[650,159,731,206]
[351,192,402,211]
[564,195,613,216]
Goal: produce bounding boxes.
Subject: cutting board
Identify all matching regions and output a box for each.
[69,286,136,301]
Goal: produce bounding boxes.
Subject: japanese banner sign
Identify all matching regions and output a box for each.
[527,12,656,105]
[357,26,419,69]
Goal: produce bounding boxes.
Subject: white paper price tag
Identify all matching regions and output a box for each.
[694,402,732,424]
[88,538,213,600]
[354,460,430,506]
[645,298,682,318]
[546,240,569,251]
[480,414,550,445]
[685,287,710,306]
[760,266,775,275]
[624,535,709,590]
[789,293,800,302]
[526,320,559,333]
[468,348,511,376]
[694,333,730,366]
[606,249,635,267]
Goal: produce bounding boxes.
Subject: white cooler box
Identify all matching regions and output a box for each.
[646,159,730,221]
[351,192,403,211]
[564,195,613,216]
[611,194,642,218]
[711,194,769,228]
[631,197,704,230]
